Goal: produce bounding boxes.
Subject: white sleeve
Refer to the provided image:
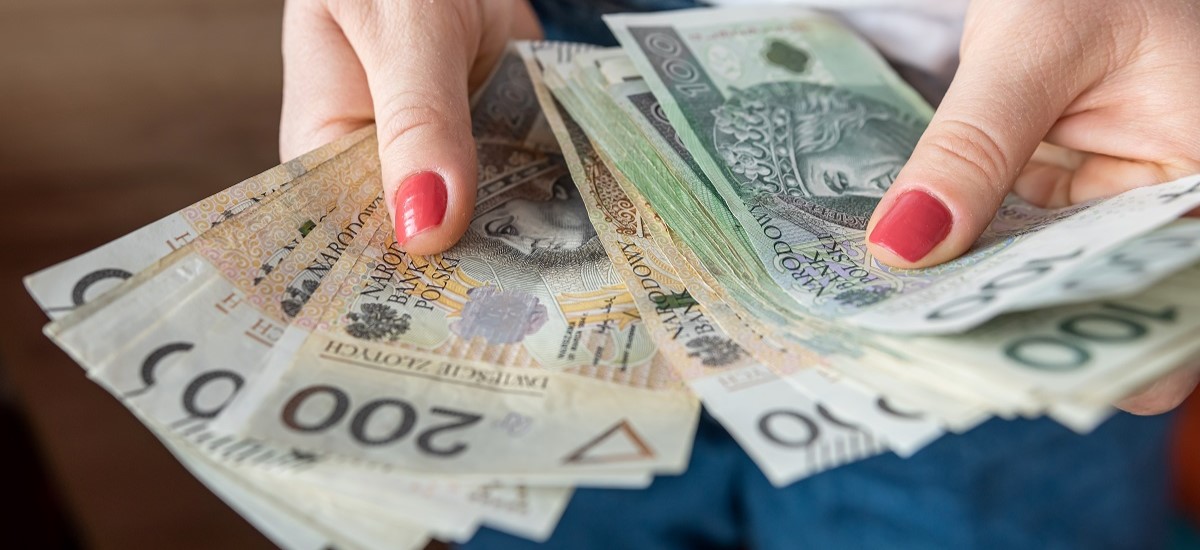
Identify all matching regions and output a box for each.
[702,0,967,84]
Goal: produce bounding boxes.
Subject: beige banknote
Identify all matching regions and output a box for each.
[43,52,588,542]
[43,140,483,542]
[32,131,429,548]
[221,176,699,480]
[26,127,372,319]
[216,49,700,482]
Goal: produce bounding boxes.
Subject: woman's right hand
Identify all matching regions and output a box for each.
[278,0,542,255]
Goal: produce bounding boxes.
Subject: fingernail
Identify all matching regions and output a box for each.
[394,171,447,244]
[868,190,952,263]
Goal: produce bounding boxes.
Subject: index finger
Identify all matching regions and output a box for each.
[279,0,373,161]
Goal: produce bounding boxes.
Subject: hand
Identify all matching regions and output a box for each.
[1117,362,1200,416]
[865,0,1200,267]
[863,0,1200,415]
[278,0,541,255]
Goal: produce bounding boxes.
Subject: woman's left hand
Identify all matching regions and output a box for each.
[862,0,1200,414]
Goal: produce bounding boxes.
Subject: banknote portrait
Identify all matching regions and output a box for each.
[469,172,598,257]
[449,164,610,346]
[713,81,924,229]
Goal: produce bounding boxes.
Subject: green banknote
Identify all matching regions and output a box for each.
[521,40,946,485]
[607,8,1200,336]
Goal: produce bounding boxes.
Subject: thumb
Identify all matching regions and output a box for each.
[336,1,483,255]
[865,5,1097,268]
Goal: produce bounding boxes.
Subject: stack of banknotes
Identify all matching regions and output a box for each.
[24,8,1200,548]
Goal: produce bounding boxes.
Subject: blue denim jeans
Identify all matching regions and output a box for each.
[464,3,1176,548]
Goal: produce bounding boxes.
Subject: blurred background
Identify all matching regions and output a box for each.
[0,0,1196,547]
[1,0,279,546]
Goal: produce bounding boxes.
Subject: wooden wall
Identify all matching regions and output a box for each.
[0,0,282,547]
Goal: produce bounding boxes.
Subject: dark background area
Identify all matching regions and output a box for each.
[0,0,1197,548]
[0,0,279,546]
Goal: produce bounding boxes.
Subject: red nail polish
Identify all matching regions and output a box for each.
[394,171,447,244]
[868,190,952,263]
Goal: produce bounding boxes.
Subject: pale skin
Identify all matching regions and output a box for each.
[278,0,1198,414]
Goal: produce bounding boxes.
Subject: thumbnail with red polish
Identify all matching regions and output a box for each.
[394,171,447,244]
[868,190,952,263]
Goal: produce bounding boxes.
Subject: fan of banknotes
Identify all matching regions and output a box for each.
[23,8,1200,549]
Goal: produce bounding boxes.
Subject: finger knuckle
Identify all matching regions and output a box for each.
[1181,123,1200,163]
[376,91,467,154]
[923,118,1012,195]
[325,0,376,35]
[449,0,485,42]
[327,0,480,40]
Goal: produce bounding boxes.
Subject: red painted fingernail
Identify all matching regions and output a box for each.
[868,190,952,263]
[394,171,447,244]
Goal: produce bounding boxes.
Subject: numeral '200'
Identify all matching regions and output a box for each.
[281,385,483,458]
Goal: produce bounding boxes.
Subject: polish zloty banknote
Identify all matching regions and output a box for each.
[598,77,965,446]
[520,41,923,485]
[540,44,947,453]
[172,444,429,550]
[1007,218,1200,311]
[41,52,590,542]
[544,48,944,441]
[585,59,1200,437]
[606,8,1200,335]
[26,129,396,549]
[878,262,1200,429]
[42,141,506,543]
[600,9,1200,433]
[205,49,698,486]
[218,156,700,481]
[44,99,573,540]
[539,48,812,368]
[25,126,372,320]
